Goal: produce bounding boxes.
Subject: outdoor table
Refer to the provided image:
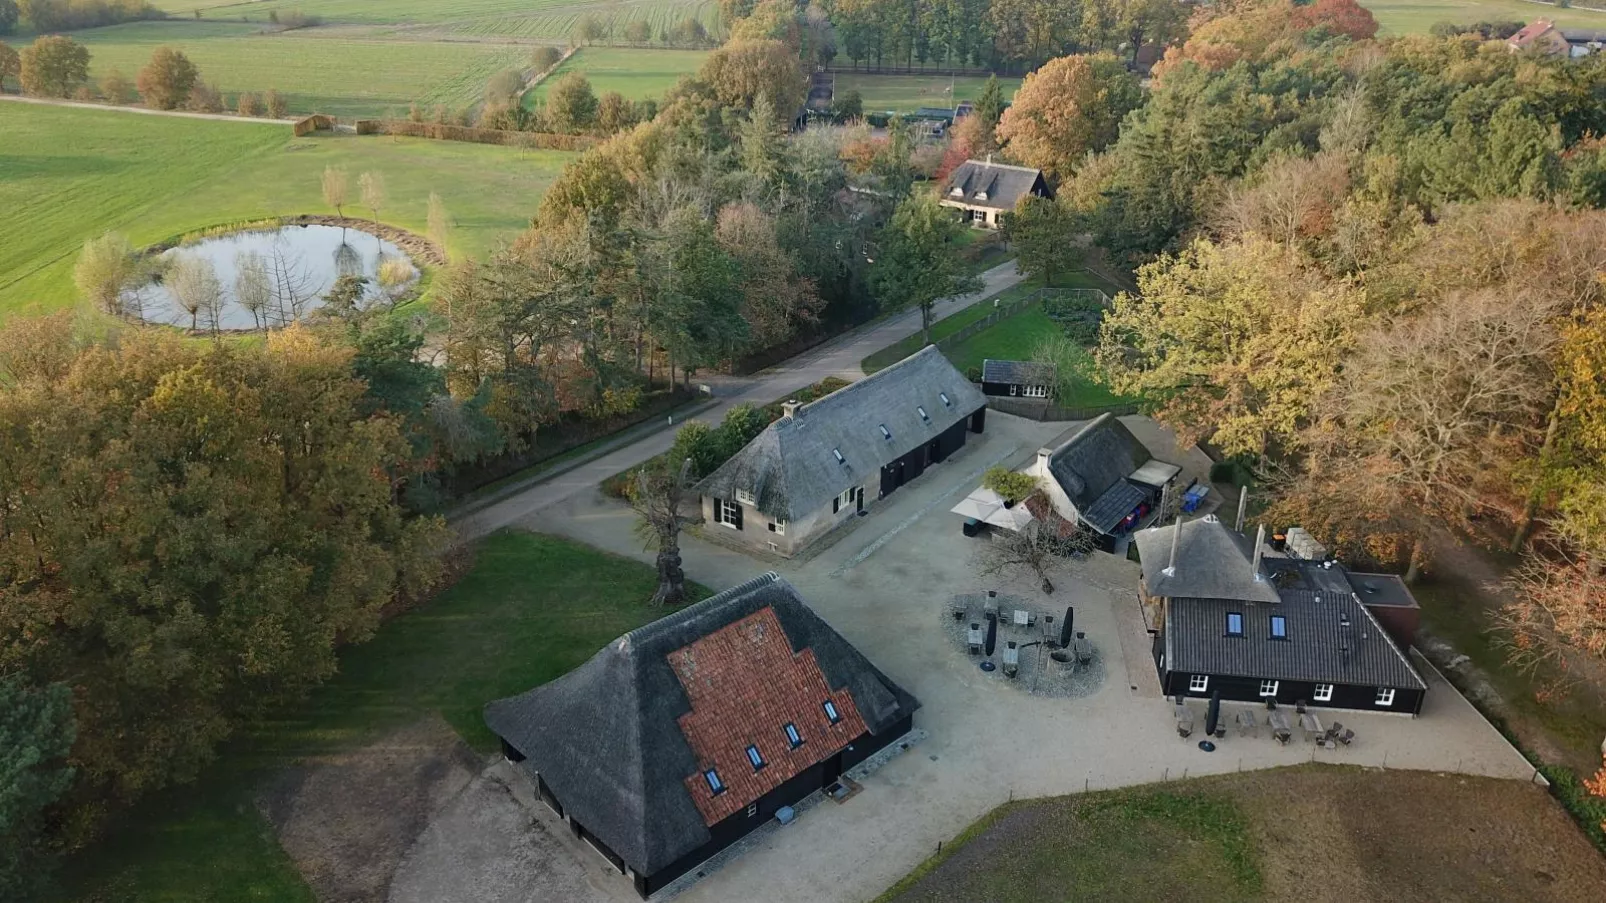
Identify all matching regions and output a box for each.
[1013,609,1030,629]
[966,623,984,655]
[1267,709,1292,745]
[1300,711,1324,742]
[1235,710,1259,738]
[1174,702,1194,738]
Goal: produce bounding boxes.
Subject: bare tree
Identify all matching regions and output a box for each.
[631,458,695,606]
[265,247,316,326]
[359,170,386,229]
[427,191,451,259]
[166,256,221,333]
[322,166,348,218]
[234,251,271,330]
[972,520,1091,594]
[375,255,416,309]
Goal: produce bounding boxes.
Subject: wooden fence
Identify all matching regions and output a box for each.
[985,395,1140,422]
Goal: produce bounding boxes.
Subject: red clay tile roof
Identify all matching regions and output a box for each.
[1510,18,1556,45]
[670,607,867,825]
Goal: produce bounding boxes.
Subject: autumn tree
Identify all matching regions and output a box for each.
[236,90,261,117]
[0,0,16,34]
[263,87,286,118]
[0,321,446,833]
[166,255,223,332]
[530,44,562,71]
[873,192,982,345]
[427,191,451,258]
[698,38,806,113]
[99,67,132,102]
[484,67,523,108]
[73,232,139,317]
[716,201,822,348]
[595,89,635,135]
[19,34,88,98]
[996,52,1140,179]
[1096,237,1366,458]
[135,45,197,110]
[0,41,22,91]
[623,18,651,43]
[545,70,598,132]
[0,676,76,901]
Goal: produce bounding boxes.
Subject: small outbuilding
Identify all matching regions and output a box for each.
[1025,413,1181,547]
[485,572,919,898]
[980,359,1055,399]
[939,158,1050,228]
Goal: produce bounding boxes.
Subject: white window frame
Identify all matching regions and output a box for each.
[768,520,786,535]
[1375,687,1395,707]
[1188,674,1208,693]
[1023,384,1049,398]
[716,499,740,528]
[838,488,855,510]
[1314,683,1334,702]
[735,489,756,506]
[1009,384,1020,396]
[1259,679,1279,698]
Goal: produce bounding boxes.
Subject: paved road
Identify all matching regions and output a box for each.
[453,260,1024,540]
[0,93,295,125]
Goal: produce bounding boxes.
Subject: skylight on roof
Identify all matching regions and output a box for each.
[879,424,892,440]
[1225,612,1244,637]
[745,744,765,770]
[823,700,840,723]
[704,768,724,794]
[1270,615,1287,639]
[783,722,803,748]
[917,406,929,422]
[832,448,845,465]
[939,392,951,407]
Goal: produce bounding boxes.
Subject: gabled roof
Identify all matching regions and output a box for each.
[695,346,986,521]
[484,573,919,876]
[982,358,1055,385]
[940,159,1045,211]
[1045,413,1156,534]
[1164,590,1426,691]
[1509,18,1557,45]
[1134,515,1282,605]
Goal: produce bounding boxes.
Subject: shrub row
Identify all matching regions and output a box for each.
[353,119,599,151]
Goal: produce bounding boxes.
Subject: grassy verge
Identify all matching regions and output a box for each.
[64,530,708,901]
[834,72,1022,112]
[523,46,709,105]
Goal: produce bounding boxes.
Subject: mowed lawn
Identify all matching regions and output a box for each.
[66,530,709,902]
[525,46,709,106]
[74,20,524,116]
[1360,0,1606,32]
[182,0,715,31]
[834,72,1021,112]
[882,766,1606,902]
[0,103,575,316]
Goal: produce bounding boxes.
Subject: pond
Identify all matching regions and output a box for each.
[125,224,420,331]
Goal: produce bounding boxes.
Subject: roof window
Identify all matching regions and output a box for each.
[1270,615,1287,639]
[879,424,892,440]
[783,722,803,748]
[745,744,765,771]
[704,768,725,794]
[939,392,951,407]
[823,700,841,723]
[1225,612,1244,637]
[832,448,845,465]
[917,406,929,422]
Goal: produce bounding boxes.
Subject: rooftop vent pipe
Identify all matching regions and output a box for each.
[1251,524,1267,582]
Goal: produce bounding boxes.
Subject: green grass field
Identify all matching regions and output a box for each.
[64,530,709,902]
[74,20,523,117]
[0,103,575,316]
[834,72,1021,113]
[524,46,709,105]
[1361,0,1606,33]
[170,0,722,42]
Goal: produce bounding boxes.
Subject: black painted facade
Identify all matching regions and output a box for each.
[876,411,980,501]
[1151,631,1425,715]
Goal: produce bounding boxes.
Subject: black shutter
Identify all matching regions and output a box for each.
[833,496,840,513]
[732,502,743,531]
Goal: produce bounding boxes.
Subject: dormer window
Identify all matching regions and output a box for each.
[939,392,951,407]
[917,406,929,422]
[823,700,841,723]
[949,186,964,197]
[745,744,765,771]
[704,768,725,794]
[735,489,755,506]
[833,448,845,465]
[879,424,892,440]
[975,190,988,201]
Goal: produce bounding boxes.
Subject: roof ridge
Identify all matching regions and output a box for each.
[960,159,1041,175]
[1349,591,1426,689]
[619,571,783,648]
[793,346,938,417]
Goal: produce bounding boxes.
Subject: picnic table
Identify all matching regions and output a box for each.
[966,623,984,655]
[1235,710,1259,738]
[1174,701,1195,739]
[1300,711,1324,742]
[1266,708,1293,745]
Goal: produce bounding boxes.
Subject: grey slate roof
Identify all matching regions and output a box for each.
[482,573,918,877]
[1164,591,1426,691]
[982,359,1055,385]
[1047,413,1156,534]
[695,346,986,521]
[940,160,1046,211]
[1134,516,1283,605]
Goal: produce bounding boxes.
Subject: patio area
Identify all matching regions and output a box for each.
[424,410,1543,903]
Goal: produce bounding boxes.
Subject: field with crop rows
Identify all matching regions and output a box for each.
[75,21,523,117]
[524,46,708,104]
[176,0,722,40]
[0,103,575,315]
